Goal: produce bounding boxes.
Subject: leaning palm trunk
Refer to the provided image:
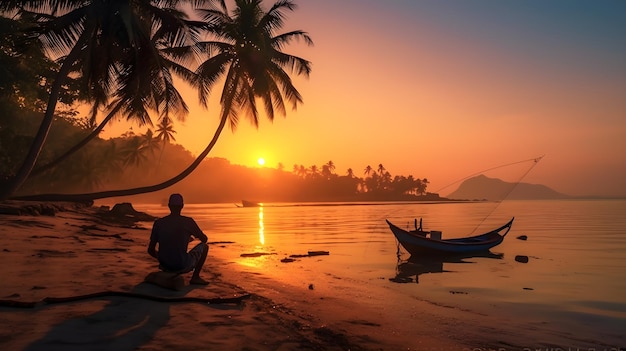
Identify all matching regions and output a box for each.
[29,102,124,177]
[11,114,228,202]
[0,35,89,201]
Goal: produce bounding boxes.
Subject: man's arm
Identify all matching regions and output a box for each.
[190,218,208,243]
[196,231,208,243]
[148,240,158,259]
[148,220,159,259]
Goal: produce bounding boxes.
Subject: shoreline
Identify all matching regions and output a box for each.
[0,202,460,350]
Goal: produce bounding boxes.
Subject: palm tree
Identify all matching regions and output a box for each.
[122,136,150,167]
[381,171,392,190]
[364,173,378,193]
[377,163,386,176]
[364,165,372,177]
[155,117,177,145]
[417,178,429,195]
[346,168,354,178]
[0,0,202,200]
[154,116,177,166]
[406,175,416,195]
[298,164,307,178]
[325,160,335,175]
[12,0,313,201]
[67,151,110,191]
[27,1,202,178]
[142,129,160,155]
[321,164,331,178]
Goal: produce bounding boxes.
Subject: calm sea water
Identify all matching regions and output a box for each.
[134,200,626,347]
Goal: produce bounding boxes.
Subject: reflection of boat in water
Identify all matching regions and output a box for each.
[390,251,503,284]
[386,218,513,254]
[240,200,262,207]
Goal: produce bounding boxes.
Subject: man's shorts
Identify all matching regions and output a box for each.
[181,242,208,273]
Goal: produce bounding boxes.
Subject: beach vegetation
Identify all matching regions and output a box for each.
[0,0,312,202]
[0,15,81,186]
[0,0,201,199]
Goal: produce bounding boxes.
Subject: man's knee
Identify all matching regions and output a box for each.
[192,242,207,251]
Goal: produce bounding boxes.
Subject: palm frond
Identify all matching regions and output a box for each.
[194,52,231,106]
[272,30,313,49]
[259,0,296,33]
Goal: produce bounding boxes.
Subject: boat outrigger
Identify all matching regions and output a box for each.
[386,218,514,255]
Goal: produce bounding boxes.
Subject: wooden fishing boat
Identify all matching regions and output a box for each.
[386,218,514,254]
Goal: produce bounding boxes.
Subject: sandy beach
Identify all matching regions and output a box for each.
[0,202,471,351]
[7,201,620,350]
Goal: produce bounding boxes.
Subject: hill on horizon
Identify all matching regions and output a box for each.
[445,175,570,201]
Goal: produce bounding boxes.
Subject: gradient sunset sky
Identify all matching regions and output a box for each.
[103,0,626,197]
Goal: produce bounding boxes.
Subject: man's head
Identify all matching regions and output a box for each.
[168,193,184,213]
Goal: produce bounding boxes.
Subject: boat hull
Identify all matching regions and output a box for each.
[386,218,513,255]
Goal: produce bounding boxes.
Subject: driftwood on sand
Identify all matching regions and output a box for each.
[96,202,156,224]
[0,291,251,309]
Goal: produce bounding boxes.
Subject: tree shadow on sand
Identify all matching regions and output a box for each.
[24,281,233,351]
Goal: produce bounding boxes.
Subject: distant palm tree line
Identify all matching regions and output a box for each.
[99,127,434,197]
[292,162,429,196]
[110,130,432,197]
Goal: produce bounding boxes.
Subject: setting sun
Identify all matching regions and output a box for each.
[257,157,265,166]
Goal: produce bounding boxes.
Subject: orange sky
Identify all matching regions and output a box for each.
[101,0,626,197]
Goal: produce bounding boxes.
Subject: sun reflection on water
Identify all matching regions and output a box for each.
[258,206,265,245]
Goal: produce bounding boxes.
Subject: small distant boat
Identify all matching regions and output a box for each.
[241,200,262,207]
[386,218,514,255]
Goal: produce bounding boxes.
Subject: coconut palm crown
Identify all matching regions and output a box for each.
[194,0,313,130]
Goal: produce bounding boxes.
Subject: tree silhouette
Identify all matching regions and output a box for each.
[122,136,150,167]
[298,164,307,178]
[11,0,313,201]
[326,160,335,174]
[142,129,160,155]
[155,117,176,167]
[156,118,177,145]
[364,165,372,176]
[0,0,199,200]
[377,163,386,176]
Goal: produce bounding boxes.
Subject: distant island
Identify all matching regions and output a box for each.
[446,174,570,201]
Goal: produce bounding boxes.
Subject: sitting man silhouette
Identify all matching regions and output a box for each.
[148,193,209,285]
